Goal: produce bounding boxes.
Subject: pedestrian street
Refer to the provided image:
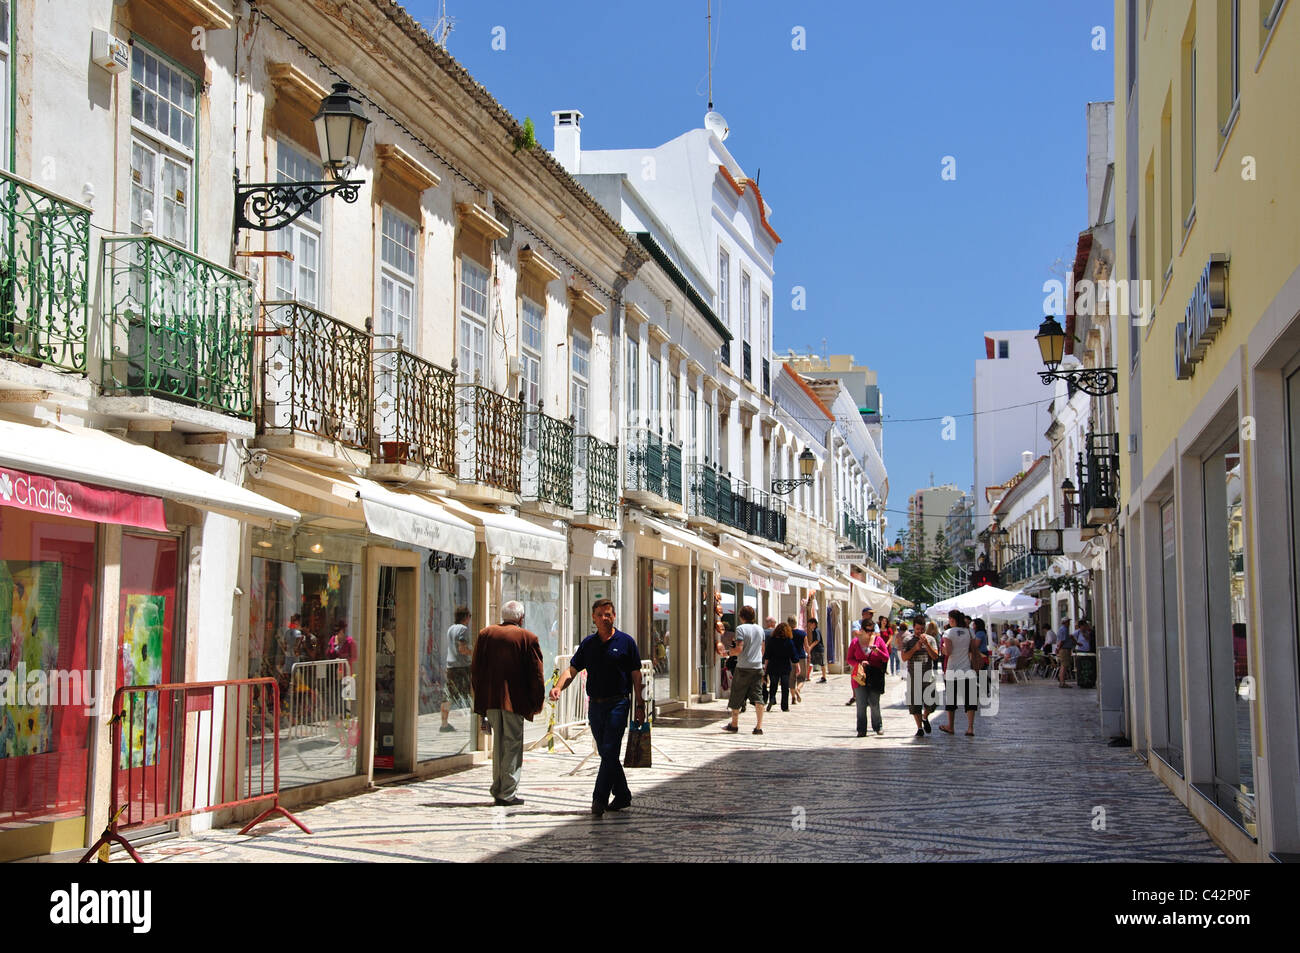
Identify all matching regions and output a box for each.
[135,675,1225,864]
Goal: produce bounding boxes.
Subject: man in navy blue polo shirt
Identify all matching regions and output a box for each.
[551,598,645,816]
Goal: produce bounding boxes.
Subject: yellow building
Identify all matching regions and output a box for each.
[1115,0,1300,861]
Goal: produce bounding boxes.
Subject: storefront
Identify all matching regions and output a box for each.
[0,419,299,862]
[249,460,477,789]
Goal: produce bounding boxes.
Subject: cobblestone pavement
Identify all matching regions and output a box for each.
[135,674,1225,863]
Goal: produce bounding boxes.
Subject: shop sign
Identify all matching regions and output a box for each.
[835,550,865,566]
[0,466,166,530]
[1174,254,1228,380]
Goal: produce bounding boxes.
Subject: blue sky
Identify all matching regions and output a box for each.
[404,0,1115,541]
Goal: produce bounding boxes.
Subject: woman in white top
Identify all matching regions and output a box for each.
[939,610,979,737]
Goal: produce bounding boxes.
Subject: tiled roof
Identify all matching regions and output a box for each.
[717,165,782,244]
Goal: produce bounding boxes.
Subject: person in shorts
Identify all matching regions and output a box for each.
[940,611,979,736]
[724,606,766,735]
[901,617,939,736]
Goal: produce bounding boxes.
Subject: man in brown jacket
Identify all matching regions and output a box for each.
[470,600,545,806]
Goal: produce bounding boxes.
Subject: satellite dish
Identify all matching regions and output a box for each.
[704,110,729,141]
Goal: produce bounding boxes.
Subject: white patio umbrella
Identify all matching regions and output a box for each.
[924,585,1041,622]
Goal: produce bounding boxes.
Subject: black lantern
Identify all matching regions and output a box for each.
[1034,315,1118,396]
[235,81,372,233]
[772,447,816,495]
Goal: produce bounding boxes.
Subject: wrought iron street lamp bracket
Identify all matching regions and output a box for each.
[1037,366,1119,397]
[770,477,811,496]
[235,178,364,232]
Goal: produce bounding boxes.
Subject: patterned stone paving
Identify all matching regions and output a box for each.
[135,675,1225,863]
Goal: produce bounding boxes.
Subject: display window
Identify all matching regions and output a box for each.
[0,509,96,836]
[249,529,364,787]
[417,552,474,762]
[501,567,561,746]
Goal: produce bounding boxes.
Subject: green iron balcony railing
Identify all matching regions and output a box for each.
[0,171,90,374]
[689,461,720,522]
[575,434,617,520]
[626,428,665,498]
[742,341,752,382]
[522,405,574,508]
[260,301,371,452]
[455,382,522,493]
[762,357,770,397]
[1077,430,1121,527]
[101,236,254,417]
[716,471,734,527]
[1003,552,1049,584]
[665,440,683,505]
[374,345,455,472]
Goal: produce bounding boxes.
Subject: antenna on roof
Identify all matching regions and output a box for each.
[430,0,455,49]
[703,1,730,141]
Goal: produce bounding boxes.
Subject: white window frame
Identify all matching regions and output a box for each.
[571,330,590,437]
[667,371,678,443]
[703,397,714,464]
[129,44,196,249]
[0,2,9,173]
[740,270,751,343]
[648,355,662,434]
[626,336,640,428]
[520,295,544,409]
[717,247,730,330]
[688,388,698,459]
[378,207,417,352]
[760,290,770,360]
[273,141,324,307]
[458,257,490,384]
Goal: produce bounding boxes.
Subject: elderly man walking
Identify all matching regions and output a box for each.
[470,600,545,807]
[551,599,646,816]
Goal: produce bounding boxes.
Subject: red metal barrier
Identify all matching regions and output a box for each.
[80,677,310,863]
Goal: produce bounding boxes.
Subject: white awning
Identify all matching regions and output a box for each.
[720,533,821,586]
[440,497,567,569]
[845,574,894,615]
[631,512,747,570]
[818,573,850,594]
[0,418,299,525]
[352,478,475,557]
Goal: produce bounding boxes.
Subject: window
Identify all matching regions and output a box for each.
[1128,223,1141,364]
[0,2,10,172]
[740,271,751,342]
[571,331,590,436]
[274,142,323,306]
[378,209,416,351]
[1160,99,1173,282]
[1157,499,1184,772]
[626,337,639,427]
[703,397,714,464]
[997,340,1010,359]
[458,258,489,383]
[717,247,730,333]
[130,45,196,247]
[520,297,544,408]
[1126,0,1138,94]
[1261,0,1286,51]
[1218,1,1241,141]
[648,355,661,434]
[1181,33,1196,229]
[667,371,677,443]
[1144,157,1156,314]
[760,291,770,359]
[688,387,698,458]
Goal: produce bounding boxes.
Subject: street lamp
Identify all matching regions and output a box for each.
[1061,477,1077,529]
[235,81,372,232]
[771,447,816,495]
[1034,315,1118,396]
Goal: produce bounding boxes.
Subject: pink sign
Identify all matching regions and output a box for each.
[0,466,166,531]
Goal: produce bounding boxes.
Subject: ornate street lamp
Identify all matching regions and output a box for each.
[1035,316,1118,396]
[771,447,816,495]
[235,81,372,232]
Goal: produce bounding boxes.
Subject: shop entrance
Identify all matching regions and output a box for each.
[372,561,416,778]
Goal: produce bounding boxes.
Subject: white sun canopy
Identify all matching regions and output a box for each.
[351,477,475,557]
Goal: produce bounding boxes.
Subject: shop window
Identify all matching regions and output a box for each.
[249,529,364,788]
[502,567,561,747]
[1155,499,1184,772]
[417,554,474,763]
[1200,433,1254,833]
[0,510,96,844]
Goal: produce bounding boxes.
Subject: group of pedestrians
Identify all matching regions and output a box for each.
[721,607,833,734]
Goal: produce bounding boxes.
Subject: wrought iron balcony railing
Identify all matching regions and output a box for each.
[716,471,734,527]
[729,476,751,530]
[374,346,456,473]
[1077,431,1121,527]
[101,236,255,417]
[689,461,720,522]
[522,405,574,508]
[1002,551,1049,584]
[0,171,90,374]
[626,428,665,497]
[456,383,522,493]
[574,434,617,520]
[260,301,371,451]
[742,341,752,382]
[665,440,683,505]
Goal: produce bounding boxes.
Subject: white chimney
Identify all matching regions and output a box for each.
[1021,450,1033,473]
[551,109,583,174]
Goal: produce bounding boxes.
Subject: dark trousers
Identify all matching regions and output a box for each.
[854,683,882,735]
[765,668,791,710]
[588,697,631,806]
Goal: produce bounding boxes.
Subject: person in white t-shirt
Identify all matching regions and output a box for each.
[441,606,473,731]
[939,611,979,737]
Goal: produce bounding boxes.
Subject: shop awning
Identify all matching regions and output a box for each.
[352,478,475,558]
[719,533,821,586]
[631,513,745,570]
[0,418,299,526]
[844,574,894,615]
[818,573,850,594]
[440,497,567,569]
